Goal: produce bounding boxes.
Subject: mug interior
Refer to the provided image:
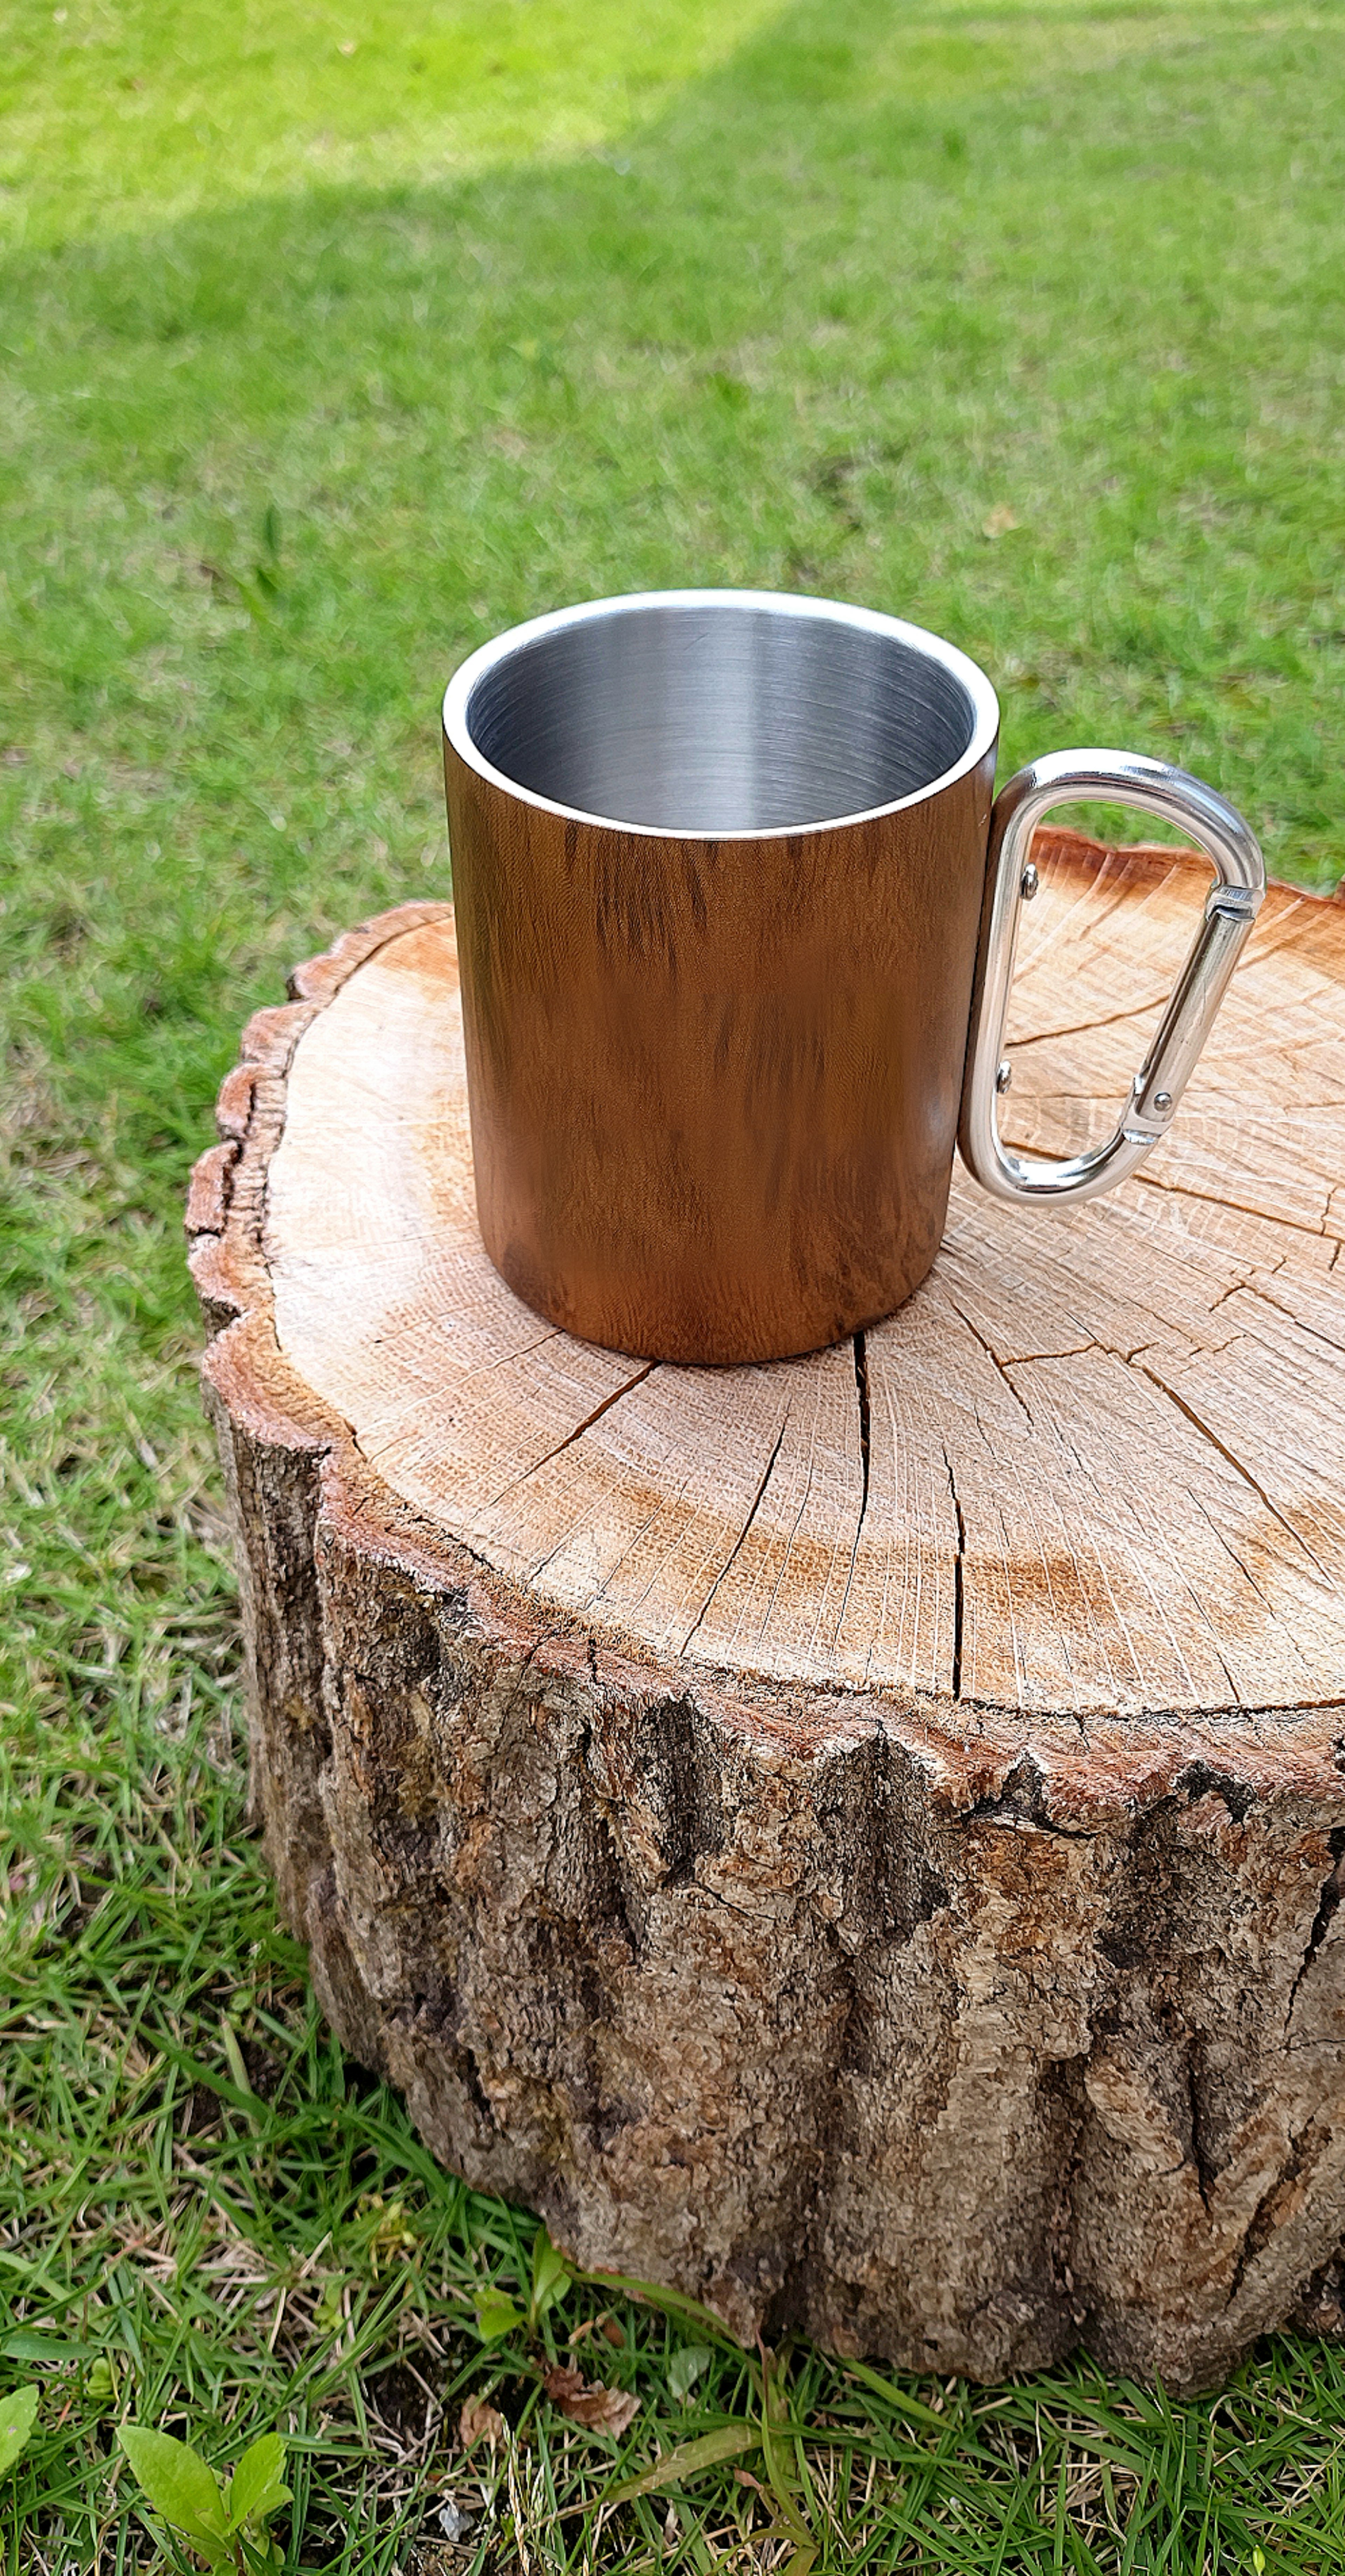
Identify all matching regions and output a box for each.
[461,597,982,833]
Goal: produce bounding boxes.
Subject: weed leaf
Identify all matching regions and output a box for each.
[603,2421,760,2503]
[117,2424,229,2547]
[667,2344,713,2400]
[473,2288,525,2343]
[529,2226,570,2331]
[2,2332,98,2365]
[227,2431,290,2529]
[0,2385,39,2475]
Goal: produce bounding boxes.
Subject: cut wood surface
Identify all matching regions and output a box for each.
[191,830,1345,2390]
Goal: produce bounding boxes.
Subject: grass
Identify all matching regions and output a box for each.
[2,0,1345,2562]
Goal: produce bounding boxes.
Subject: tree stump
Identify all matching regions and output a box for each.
[188,831,1345,2392]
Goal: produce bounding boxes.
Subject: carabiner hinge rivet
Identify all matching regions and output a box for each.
[1153,1089,1172,1112]
[1020,862,1039,902]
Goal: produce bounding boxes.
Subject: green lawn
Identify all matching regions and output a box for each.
[4,0,1345,2564]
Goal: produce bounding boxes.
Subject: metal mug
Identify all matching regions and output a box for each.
[442,589,1264,1366]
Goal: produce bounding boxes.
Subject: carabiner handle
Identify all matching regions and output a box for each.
[958,750,1265,1207]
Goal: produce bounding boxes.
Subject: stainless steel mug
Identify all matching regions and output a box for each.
[442,590,1263,1365]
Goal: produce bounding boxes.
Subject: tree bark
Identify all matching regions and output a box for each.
[188,835,1345,2391]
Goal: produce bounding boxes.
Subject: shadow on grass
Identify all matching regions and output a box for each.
[3,0,1338,1206]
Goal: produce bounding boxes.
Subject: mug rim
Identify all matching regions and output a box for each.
[442,588,1000,842]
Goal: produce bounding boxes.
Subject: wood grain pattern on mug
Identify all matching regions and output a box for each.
[446,738,993,1363]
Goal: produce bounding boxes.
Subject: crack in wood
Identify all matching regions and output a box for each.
[942,1443,966,1702]
[832,1335,872,1641]
[946,1299,1035,1421]
[1284,1827,1345,2035]
[1169,1551,1243,1708]
[1138,1364,1337,1590]
[485,1362,657,1506]
[497,1625,560,1730]
[966,1753,1094,1838]
[368,1315,565,1370]
[759,1459,816,1647]
[1134,1167,1336,1242]
[1233,1281,1345,1359]
[1188,1496,1309,1657]
[1185,2046,1216,2217]
[1008,993,1173,1048]
[854,1331,871,1524]
[581,1497,676,1609]
[1012,1339,1156,1370]
[680,1411,790,1654]
[1227,2121,1322,2304]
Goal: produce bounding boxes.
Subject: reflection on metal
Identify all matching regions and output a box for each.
[959,750,1264,1207]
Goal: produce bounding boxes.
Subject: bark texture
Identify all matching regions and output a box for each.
[188,840,1345,2390]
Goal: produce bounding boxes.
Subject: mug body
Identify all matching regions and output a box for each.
[443,591,999,1365]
